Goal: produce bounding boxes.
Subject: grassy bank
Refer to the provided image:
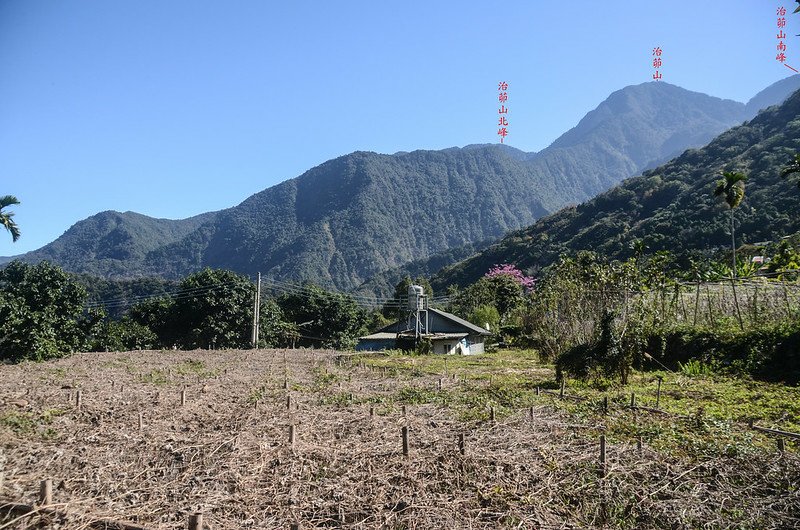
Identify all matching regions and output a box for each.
[359,349,800,457]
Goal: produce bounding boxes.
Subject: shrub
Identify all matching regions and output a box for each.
[556,310,632,384]
[644,322,800,385]
[91,319,158,352]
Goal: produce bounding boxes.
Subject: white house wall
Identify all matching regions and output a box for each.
[432,336,483,355]
[469,340,485,355]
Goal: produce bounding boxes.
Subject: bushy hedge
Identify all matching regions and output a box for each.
[645,322,800,385]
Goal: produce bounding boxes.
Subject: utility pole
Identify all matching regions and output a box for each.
[252,272,261,348]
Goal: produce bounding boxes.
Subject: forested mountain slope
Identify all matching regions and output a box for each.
[142,146,553,288]
[6,77,800,291]
[432,87,800,290]
[529,82,752,201]
[13,211,217,278]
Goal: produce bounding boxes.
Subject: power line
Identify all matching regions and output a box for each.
[83,280,246,309]
[83,274,448,312]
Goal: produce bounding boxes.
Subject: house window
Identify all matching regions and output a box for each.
[443,344,451,354]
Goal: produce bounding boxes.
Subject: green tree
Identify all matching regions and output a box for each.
[278,284,367,350]
[128,297,177,346]
[126,270,292,350]
[468,304,500,333]
[767,240,800,280]
[0,260,94,361]
[0,195,21,242]
[448,279,493,318]
[90,318,159,352]
[366,310,391,333]
[714,170,747,330]
[169,268,257,349]
[486,274,525,322]
[780,153,800,188]
[449,267,529,327]
[256,298,295,348]
[714,171,747,274]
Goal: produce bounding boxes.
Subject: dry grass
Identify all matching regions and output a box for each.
[0,349,798,529]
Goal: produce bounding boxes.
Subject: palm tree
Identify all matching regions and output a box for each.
[0,195,20,242]
[714,171,747,330]
[714,172,747,271]
[780,153,800,187]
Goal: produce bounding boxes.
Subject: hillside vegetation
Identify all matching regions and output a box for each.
[12,211,217,278]
[10,79,800,292]
[434,86,800,290]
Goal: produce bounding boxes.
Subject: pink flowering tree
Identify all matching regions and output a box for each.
[483,264,536,322]
[485,264,536,292]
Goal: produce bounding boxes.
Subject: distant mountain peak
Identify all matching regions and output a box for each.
[546,81,747,153]
[745,74,800,116]
[10,76,800,297]
[432,78,800,291]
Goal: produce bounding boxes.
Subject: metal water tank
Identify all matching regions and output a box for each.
[407,285,424,310]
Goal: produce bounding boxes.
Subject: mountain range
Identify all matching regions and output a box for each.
[432,80,800,290]
[5,76,800,293]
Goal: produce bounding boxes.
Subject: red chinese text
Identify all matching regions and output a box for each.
[497,81,509,143]
[652,47,663,81]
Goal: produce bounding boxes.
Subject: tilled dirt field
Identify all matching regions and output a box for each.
[0,349,798,529]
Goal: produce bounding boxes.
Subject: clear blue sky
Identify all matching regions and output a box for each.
[1,1,798,255]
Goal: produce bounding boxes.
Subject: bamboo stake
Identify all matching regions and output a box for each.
[782,281,792,317]
[599,435,606,478]
[730,276,745,331]
[706,285,715,326]
[39,479,52,506]
[188,513,203,530]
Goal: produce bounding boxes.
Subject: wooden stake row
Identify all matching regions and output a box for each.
[538,386,798,447]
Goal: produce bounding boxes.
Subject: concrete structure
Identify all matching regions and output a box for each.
[357,308,491,355]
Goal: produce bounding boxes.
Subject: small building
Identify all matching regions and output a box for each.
[357,308,491,355]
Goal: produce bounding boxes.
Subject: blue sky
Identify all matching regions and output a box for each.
[1,1,798,254]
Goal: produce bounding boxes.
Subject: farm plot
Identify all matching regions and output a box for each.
[0,349,798,529]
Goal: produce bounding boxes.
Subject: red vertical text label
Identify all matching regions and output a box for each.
[777,6,788,64]
[497,82,509,143]
[776,5,798,71]
[652,47,663,81]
